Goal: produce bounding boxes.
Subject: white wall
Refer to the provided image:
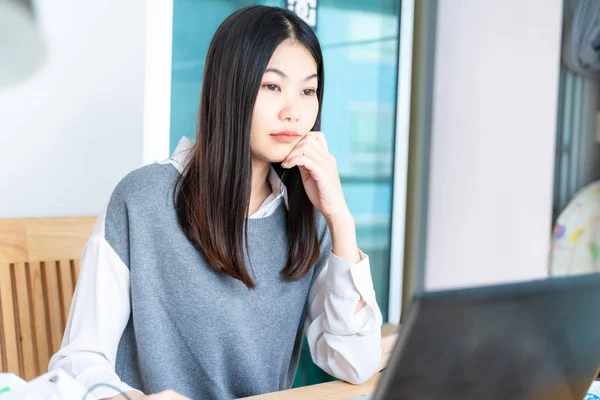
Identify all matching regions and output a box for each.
[0,1,147,218]
[425,0,563,290]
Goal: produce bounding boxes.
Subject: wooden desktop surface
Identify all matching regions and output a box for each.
[241,373,381,400]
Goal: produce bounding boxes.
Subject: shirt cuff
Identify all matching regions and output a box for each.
[327,250,377,306]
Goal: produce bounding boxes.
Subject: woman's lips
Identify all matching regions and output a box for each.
[271,132,301,143]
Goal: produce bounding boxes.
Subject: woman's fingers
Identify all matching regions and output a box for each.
[304,131,329,155]
[283,153,324,180]
[282,132,331,167]
[283,143,320,165]
[313,131,329,151]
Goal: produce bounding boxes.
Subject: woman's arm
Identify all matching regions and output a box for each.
[325,212,367,312]
[104,391,143,400]
[104,390,189,400]
[304,248,383,385]
[282,131,383,383]
[48,212,140,399]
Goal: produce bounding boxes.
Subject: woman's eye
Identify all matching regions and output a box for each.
[264,84,280,91]
[303,89,316,96]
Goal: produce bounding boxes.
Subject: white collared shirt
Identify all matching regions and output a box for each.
[48,137,383,398]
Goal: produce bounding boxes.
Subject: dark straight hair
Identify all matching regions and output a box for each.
[174,6,325,289]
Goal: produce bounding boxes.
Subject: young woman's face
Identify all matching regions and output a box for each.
[250,39,320,164]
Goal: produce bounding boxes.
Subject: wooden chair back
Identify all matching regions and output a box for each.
[0,217,96,380]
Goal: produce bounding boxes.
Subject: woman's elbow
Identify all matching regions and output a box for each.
[341,350,382,385]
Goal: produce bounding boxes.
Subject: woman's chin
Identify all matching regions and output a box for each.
[253,150,292,165]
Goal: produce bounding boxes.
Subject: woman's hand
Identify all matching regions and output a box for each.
[281,131,350,221]
[142,391,190,400]
[105,390,190,400]
[281,130,364,284]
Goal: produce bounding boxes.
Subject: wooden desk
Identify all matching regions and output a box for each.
[242,324,398,400]
[242,373,380,400]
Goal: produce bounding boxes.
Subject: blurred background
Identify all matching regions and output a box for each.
[4,0,597,388]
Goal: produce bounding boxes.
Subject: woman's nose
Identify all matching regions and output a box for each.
[279,97,301,122]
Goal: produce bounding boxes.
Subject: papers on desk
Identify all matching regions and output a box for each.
[586,380,600,399]
[0,373,26,396]
[0,369,97,400]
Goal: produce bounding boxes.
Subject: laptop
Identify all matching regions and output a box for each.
[367,273,600,400]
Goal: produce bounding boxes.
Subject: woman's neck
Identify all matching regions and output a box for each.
[249,159,272,216]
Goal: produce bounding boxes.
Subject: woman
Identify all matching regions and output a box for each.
[49,5,382,400]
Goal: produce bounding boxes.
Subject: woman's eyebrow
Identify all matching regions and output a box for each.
[264,68,318,81]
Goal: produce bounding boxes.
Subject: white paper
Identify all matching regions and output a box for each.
[1,369,97,400]
[0,373,26,397]
[585,380,600,399]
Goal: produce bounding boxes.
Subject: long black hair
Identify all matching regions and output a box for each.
[174,5,325,289]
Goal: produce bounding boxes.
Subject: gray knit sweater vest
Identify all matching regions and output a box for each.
[104,163,331,399]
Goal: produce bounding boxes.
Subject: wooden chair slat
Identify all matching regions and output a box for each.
[42,261,64,356]
[72,259,81,286]
[29,261,50,373]
[13,262,37,380]
[58,259,75,328]
[0,263,20,375]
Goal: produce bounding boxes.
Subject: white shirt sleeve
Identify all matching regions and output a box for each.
[48,214,140,399]
[305,251,383,385]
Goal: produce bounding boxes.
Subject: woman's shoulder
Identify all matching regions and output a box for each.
[115,163,178,196]
[101,163,179,263]
[109,162,179,207]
